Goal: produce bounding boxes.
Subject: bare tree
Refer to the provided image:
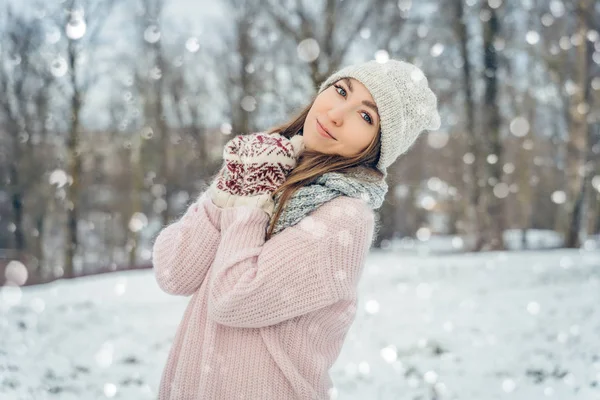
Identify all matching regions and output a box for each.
[168,55,217,177]
[135,0,177,228]
[0,7,39,253]
[479,1,506,250]
[539,0,596,248]
[58,0,116,277]
[209,0,265,135]
[451,0,485,250]
[264,0,389,86]
[563,0,594,247]
[0,6,52,259]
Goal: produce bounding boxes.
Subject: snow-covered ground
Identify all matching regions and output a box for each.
[1,245,600,399]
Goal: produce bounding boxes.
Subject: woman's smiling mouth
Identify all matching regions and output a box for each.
[316,119,336,140]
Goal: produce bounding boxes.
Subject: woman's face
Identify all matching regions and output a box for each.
[303,77,380,157]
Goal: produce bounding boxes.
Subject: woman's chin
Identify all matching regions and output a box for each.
[301,133,335,155]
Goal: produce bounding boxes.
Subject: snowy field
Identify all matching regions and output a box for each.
[1,243,600,399]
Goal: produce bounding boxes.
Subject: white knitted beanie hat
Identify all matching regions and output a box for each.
[317,59,441,177]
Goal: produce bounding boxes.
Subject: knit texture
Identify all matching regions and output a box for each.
[271,165,388,238]
[239,133,304,197]
[318,59,441,177]
[152,191,375,399]
[209,133,305,217]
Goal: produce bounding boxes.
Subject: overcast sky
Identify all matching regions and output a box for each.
[20,0,232,129]
[167,0,227,25]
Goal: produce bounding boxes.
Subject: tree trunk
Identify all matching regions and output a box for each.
[563,0,591,248]
[33,214,45,278]
[128,132,143,267]
[453,0,483,251]
[8,154,25,251]
[481,3,506,250]
[65,40,82,279]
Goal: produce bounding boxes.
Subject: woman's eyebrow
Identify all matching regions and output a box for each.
[342,77,354,93]
[342,77,379,118]
[362,100,379,118]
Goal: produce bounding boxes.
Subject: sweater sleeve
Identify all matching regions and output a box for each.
[151,192,222,296]
[206,198,374,328]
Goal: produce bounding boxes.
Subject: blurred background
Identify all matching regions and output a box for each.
[1,0,599,399]
[1,0,599,280]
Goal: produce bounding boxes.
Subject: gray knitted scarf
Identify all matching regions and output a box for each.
[269,165,388,237]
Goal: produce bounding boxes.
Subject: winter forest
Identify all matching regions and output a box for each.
[1,0,600,399]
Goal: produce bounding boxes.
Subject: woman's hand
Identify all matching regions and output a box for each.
[207,134,248,207]
[239,132,305,197]
[207,132,304,217]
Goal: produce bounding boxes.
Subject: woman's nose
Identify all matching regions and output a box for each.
[327,106,347,126]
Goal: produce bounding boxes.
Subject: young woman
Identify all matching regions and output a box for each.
[152,59,441,399]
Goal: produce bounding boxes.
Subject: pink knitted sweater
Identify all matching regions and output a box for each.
[151,191,375,399]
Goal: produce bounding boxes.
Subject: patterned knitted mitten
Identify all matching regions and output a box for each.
[207,134,248,208]
[237,132,305,216]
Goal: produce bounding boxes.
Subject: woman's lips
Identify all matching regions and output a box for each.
[316,120,335,140]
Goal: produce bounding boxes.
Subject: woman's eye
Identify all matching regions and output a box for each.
[334,84,346,97]
[334,83,372,125]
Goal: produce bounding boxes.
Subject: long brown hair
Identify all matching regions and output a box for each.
[264,82,383,240]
